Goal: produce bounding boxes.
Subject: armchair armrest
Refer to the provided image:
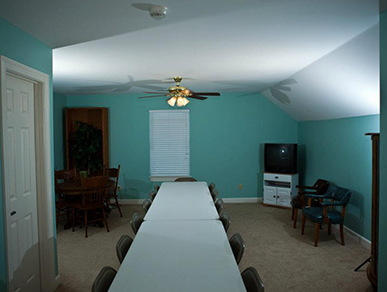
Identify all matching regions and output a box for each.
[296,185,316,190]
[321,201,342,207]
[303,193,325,198]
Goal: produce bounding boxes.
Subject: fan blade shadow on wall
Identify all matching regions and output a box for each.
[236,78,297,105]
[73,75,173,94]
[267,78,297,104]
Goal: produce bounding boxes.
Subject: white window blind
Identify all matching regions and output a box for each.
[150,110,190,177]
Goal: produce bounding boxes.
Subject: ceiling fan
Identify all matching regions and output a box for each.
[138,77,220,107]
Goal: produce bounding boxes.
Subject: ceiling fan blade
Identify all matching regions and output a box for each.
[189,95,208,100]
[192,92,220,96]
[143,91,168,94]
[138,94,167,99]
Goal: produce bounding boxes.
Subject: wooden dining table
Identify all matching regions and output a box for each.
[55,179,115,229]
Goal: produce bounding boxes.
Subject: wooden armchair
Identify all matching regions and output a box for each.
[291,179,329,228]
[54,169,78,227]
[301,185,352,247]
[104,165,122,217]
[73,176,110,237]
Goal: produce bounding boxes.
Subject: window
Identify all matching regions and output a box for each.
[149,110,190,180]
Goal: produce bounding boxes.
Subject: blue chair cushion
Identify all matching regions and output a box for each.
[303,207,343,224]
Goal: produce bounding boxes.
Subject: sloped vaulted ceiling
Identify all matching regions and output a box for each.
[0,0,380,121]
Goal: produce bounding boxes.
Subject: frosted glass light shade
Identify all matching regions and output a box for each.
[167,96,177,107]
[177,97,189,107]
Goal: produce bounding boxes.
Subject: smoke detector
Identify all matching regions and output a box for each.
[132,3,168,21]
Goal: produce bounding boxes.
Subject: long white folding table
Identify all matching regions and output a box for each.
[108,220,246,292]
[144,182,219,221]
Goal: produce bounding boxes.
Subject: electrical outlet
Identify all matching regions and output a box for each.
[117,185,121,192]
[239,184,243,190]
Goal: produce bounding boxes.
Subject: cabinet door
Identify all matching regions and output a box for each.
[277,187,291,207]
[264,187,277,205]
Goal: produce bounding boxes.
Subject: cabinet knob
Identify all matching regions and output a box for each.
[275,176,279,179]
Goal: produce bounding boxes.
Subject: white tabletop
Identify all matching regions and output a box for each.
[109,220,246,292]
[144,182,219,221]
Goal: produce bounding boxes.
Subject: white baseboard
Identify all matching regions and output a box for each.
[119,199,144,205]
[334,225,371,250]
[119,198,263,205]
[222,198,263,204]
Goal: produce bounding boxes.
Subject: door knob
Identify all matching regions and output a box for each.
[11,211,16,216]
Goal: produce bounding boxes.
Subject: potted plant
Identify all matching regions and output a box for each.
[70,121,103,176]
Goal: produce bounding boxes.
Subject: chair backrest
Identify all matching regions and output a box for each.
[154,184,160,193]
[314,179,329,195]
[131,213,143,235]
[211,189,219,202]
[220,212,231,232]
[81,176,110,206]
[104,165,120,196]
[149,190,157,201]
[174,177,197,182]
[324,185,352,206]
[241,267,265,292]
[215,198,224,214]
[209,182,216,192]
[54,169,78,188]
[92,266,117,292]
[143,199,152,213]
[116,235,133,264]
[229,233,245,265]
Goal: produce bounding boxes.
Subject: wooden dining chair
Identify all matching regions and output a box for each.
[154,184,160,193]
[104,165,122,217]
[130,213,144,235]
[72,176,110,238]
[142,199,152,213]
[220,212,231,232]
[229,233,245,265]
[174,177,197,182]
[209,182,216,192]
[92,266,117,292]
[116,235,133,264]
[241,267,265,292]
[54,169,78,227]
[215,198,224,214]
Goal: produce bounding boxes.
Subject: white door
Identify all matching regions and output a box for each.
[2,74,41,291]
[263,187,277,205]
[277,187,291,207]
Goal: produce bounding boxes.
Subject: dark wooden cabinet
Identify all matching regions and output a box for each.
[65,107,109,170]
[365,133,379,289]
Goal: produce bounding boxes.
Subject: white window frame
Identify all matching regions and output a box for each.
[149,109,190,182]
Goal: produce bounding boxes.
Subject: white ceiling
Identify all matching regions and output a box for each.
[0,0,380,121]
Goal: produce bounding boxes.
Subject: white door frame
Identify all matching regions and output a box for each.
[0,56,60,292]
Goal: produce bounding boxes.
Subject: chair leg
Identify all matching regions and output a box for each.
[85,211,88,238]
[102,208,109,233]
[72,208,76,232]
[340,224,345,245]
[291,208,294,220]
[293,208,298,229]
[56,208,59,228]
[115,196,123,217]
[314,223,320,247]
[301,213,306,235]
[328,223,331,235]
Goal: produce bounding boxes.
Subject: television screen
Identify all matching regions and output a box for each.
[265,144,297,174]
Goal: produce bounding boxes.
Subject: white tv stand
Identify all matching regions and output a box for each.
[263,172,299,208]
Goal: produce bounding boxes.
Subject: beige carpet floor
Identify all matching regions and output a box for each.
[55,203,373,292]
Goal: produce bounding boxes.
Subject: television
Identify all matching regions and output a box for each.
[264,144,297,174]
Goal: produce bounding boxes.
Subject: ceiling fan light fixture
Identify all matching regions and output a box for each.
[167,96,177,107]
[176,96,189,107]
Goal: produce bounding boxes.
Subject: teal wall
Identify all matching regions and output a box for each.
[379,9,387,291]
[54,92,67,170]
[0,16,55,289]
[298,115,379,240]
[65,93,298,199]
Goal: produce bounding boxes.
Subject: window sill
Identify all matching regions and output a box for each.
[149,176,191,182]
